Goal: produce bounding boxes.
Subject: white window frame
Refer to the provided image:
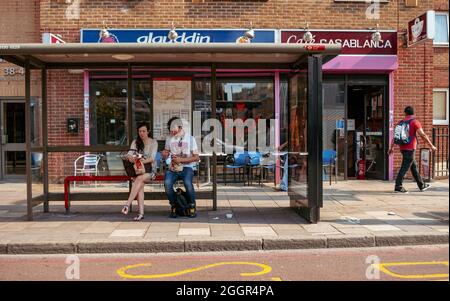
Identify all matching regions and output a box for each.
[434,12,449,47]
[433,88,449,125]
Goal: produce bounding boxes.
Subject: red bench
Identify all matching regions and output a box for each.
[64,175,164,214]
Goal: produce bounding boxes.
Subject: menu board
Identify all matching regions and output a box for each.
[153,79,191,140]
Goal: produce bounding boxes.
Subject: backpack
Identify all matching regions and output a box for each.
[393,119,415,145]
[173,188,193,217]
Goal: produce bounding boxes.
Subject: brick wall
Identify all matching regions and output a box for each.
[0,0,40,43]
[39,0,429,39]
[47,70,85,182]
[0,0,40,98]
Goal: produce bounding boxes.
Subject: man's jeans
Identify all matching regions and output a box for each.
[164,167,196,207]
[395,150,425,189]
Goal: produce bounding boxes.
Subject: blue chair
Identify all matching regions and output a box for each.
[260,153,276,186]
[323,149,337,185]
[223,152,249,185]
[247,151,262,186]
[31,153,43,181]
[154,151,162,171]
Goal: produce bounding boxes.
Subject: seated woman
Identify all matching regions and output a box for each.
[121,122,158,221]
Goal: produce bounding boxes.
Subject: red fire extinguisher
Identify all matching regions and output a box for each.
[357,159,366,180]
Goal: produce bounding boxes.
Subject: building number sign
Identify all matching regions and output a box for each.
[3,67,24,76]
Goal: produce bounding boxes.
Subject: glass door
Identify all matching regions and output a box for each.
[1,101,26,179]
[322,81,346,180]
[287,71,309,204]
[348,84,386,180]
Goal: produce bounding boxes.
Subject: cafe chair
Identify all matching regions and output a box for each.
[323,149,337,185]
[73,154,103,188]
[223,152,249,185]
[246,151,262,186]
[260,152,276,186]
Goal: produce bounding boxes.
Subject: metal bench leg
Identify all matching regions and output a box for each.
[224,166,227,186]
[330,164,332,186]
[65,180,70,215]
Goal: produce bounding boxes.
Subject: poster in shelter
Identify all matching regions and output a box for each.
[153,79,192,140]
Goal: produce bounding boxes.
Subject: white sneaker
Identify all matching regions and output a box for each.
[420,184,431,192]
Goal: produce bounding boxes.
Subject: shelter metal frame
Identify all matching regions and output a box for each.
[0,43,341,221]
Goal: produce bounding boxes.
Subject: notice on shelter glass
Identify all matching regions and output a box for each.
[153,79,192,140]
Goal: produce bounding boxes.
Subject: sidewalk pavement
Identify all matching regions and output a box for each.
[0,179,448,254]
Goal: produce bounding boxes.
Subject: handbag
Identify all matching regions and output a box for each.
[121,149,153,177]
[121,157,136,177]
[121,149,138,177]
[133,158,146,175]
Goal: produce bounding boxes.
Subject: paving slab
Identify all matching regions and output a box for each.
[363,224,402,232]
[109,229,146,237]
[241,226,277,237]
[178,228,211,236]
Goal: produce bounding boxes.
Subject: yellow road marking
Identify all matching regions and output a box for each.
[373,261,449,279]
[271,277,282,281]
[117,261,273,279]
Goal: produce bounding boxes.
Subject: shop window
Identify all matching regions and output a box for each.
[194,77,275,151]
[132,76,151,135]
[433,89,449,125]
[89,77,128,146]
[434,12,449,46]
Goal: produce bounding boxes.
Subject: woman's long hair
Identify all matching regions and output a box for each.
[135,122,151,152]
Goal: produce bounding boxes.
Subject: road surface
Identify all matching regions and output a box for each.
[0,245,448,281]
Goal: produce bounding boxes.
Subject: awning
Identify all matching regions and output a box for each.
[323,55,398,73]
[0,43,341,69]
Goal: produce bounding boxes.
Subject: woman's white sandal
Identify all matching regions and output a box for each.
[121,205,129,215]
[133,214,144,221]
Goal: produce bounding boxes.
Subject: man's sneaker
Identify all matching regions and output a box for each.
[394,187,409,193]
[420,184,431,192]
[188,207,197,218]
[170,207,178,218]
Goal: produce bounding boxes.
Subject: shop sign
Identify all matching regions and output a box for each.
[407,10,435,47]
[42,33,66,44]
[336,119,345,130]
[81,29,276,43]
[347,119,355,131]
[420,148,431,180]
[281,30,397,55]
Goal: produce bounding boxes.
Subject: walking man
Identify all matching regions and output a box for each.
[388,106,437,193]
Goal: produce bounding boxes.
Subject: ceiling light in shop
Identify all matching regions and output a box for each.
[68,69,84,74]
[112,54,135,61]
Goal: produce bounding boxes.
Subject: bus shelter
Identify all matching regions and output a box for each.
[0,43,340,222]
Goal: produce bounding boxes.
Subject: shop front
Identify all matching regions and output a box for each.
[80,29,280,159]
[0,42,340,222]
[282,30,398,181]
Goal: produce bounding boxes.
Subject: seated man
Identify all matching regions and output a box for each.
[162,117,199,218]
